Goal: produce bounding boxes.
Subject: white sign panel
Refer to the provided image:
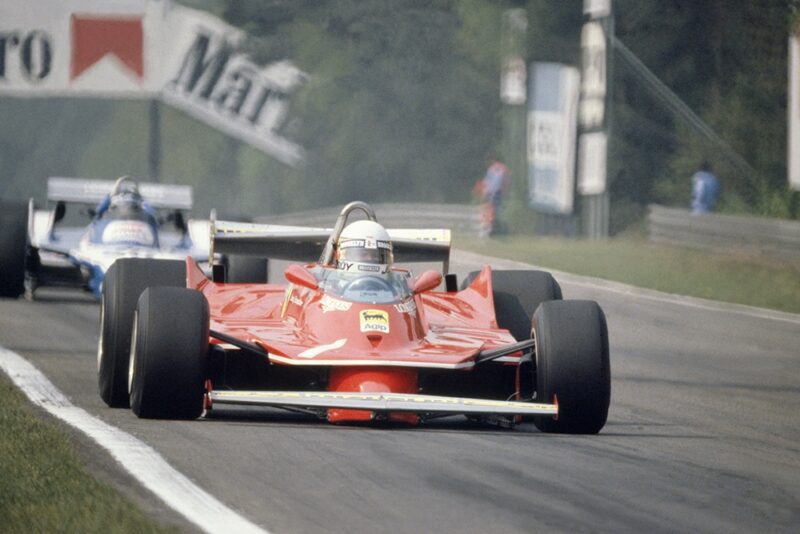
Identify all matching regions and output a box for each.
[790,28,800,191]
[0,0,163,96]
[501,56,526,105]
[583,0,611,19]
[579,21,606,130]
[160,11,306,166]
[0,0,306,166]
[577,131,607,195]
[527,63,580,214]
[529,112,563,168]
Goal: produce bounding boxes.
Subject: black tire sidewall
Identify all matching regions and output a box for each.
[493,270,562,342]
[0,201,28,298]
[130,287,209,419]
[98,258,185,407]
[226,255,268,283]
[533,300,610,434]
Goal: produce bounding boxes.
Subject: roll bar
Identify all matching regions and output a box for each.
[319,201,377,266]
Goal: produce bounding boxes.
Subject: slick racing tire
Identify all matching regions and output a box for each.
[226,255,268,283]
[98,258,185,408]
[532,300,610,434]
[461,270,562,342]
[129,287,209,419]
[0,201,28,298]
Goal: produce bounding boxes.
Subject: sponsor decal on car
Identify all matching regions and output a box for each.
[101,221,155,245]
[320,294,352,313]
[393,300,417,316]
[297,338,347,358]
[359,309,390,333]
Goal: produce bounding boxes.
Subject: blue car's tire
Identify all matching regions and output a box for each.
[0,202,28,298]
[97,259,185,408]
[129,287,209,419]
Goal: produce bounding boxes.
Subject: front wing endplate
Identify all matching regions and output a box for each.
[209,391,558,416]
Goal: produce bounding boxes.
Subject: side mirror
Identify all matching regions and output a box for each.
[284,264,318,290]
[53,201,66,224]
[412,270,442,294]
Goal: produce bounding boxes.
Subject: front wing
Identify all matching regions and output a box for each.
[210,390,557,417]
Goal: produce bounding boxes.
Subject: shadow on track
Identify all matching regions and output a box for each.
[202,407,712,439]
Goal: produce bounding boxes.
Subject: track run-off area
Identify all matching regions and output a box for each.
[1,249,798,533]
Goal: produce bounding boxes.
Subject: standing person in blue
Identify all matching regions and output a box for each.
[691,161,721,214]
[473,155,510,237]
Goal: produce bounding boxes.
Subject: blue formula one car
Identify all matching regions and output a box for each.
[0,176,210,299]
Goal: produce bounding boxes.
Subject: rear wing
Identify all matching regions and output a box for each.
[212,220,451,268]
[47,177,193,210]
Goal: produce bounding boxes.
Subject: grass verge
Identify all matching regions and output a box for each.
[0,372,178,534]
[454,234,800,314]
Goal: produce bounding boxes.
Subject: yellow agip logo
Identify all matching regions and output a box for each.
[359,309,390,334]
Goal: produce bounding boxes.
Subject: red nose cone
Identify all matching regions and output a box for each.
[327,367,419,425]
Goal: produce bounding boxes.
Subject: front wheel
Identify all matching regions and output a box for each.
[129,287,209,419]
[98,259,185,407]
[533,300,610,434]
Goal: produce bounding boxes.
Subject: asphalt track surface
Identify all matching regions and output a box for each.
[1,249,799,533]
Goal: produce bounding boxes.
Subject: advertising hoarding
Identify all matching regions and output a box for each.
[0,0,305,166]
[527,62,580,214]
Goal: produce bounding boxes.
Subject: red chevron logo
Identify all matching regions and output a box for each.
[70,15,143,81]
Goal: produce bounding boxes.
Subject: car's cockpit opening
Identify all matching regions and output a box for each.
[312,266,412,304]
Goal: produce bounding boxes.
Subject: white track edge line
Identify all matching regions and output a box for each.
[0,346,269,534]
[452,249,800,326]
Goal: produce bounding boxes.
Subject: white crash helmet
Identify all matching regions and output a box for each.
[336,220,393,273]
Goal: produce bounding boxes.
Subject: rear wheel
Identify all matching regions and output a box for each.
[0,201,28,298]
[462,269,562,401]
[98,258,185,407]
[129,287,209,419]
[533,300,610,434]
[226,255,268,283]
[462,269,562,341]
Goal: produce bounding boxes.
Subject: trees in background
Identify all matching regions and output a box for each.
[1,1,796,225]
[224,0,797,223]
[222,0,505,212]
[611,0,797,224]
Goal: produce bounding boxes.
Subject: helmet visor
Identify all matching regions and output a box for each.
[339,238,393,265]
[342,247,392,264]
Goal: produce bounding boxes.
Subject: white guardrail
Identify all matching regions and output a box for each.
[647,204,800,260]
[255,203,481,233]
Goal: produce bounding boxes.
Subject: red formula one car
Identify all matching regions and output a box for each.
[97,202,610,433]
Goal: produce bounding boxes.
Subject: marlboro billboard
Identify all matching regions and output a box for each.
[0,0,306,166]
